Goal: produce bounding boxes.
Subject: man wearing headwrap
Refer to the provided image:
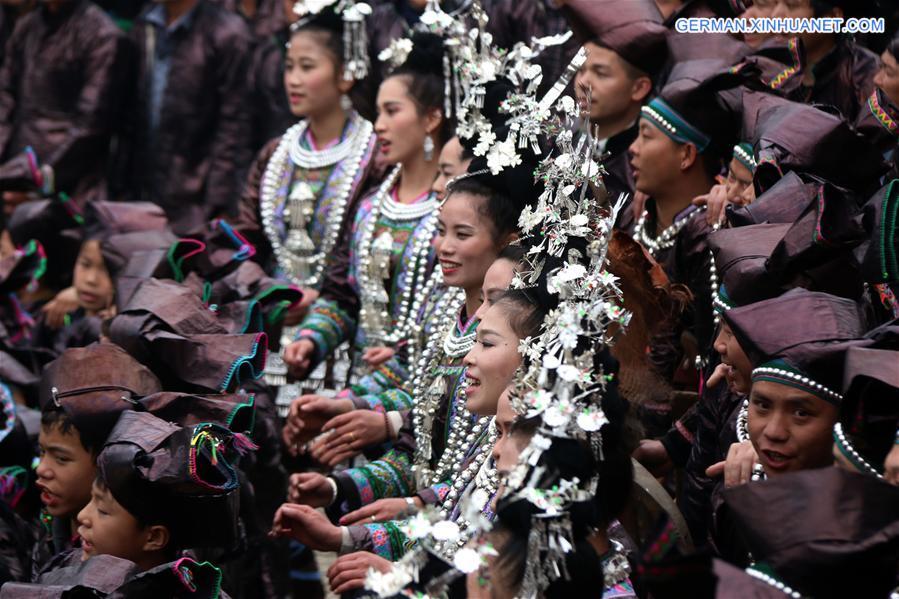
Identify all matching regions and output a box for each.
[771,0,879,121]
[628,60,743,391]
[564,0,669,231]
[0,0,130,215]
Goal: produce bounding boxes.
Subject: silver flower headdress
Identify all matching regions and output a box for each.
[291,0,372,81]
[365,27,626,599]
[490,72,630,598]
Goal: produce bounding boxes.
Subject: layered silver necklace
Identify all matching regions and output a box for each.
[408,297,487,491]
[356,165,439,346]
[259,114,373,289]
[632,206,706,257]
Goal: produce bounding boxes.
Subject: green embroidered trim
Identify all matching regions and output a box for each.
[880,179,899,281]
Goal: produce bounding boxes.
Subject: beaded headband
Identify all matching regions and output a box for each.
[752,360,844,405]
[713,284,735,315]
[833,422,884,479]
[733,142,758,173]
[641,98,711,153]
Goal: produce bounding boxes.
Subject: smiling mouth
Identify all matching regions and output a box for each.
[440,260,461,271]
[465,375,481,394]
[761,449,793,469]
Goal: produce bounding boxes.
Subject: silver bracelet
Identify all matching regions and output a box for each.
[326,477,338,506]
[404,496,418,515]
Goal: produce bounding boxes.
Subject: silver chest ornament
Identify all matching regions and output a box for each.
[283,182,317,281]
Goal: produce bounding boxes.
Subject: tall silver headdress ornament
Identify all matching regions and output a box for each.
[364,42,628,596]
[498,86,629,597]
[292,0,372,81]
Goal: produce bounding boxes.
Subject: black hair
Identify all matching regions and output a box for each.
[40,409,104,456]
[699,151,727,184]
[509,412,540,440]
[493,288,545,340]
[491,431,633,597]
[445,177,521,242]
[497,243,526,265]
[888,32,899,62]
[289,22,344,69]
[388,31,454,147]
[93,474,180,558]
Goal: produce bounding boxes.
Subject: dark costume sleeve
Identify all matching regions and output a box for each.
[37,17,127,198]
[230,137,280,268]
[680,382,743,546]
[248,37,294,154]
[204,21,254,220]
[0,19,24,156]
[673,213,715,359]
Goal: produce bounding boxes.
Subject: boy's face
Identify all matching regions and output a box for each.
[630,120,687,199]
[77,481,151,565]
[73,239,113,314]
[36,423,96,518]
[748,380,838,477]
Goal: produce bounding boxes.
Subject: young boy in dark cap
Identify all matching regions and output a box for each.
[32,344,162,575]
[74,411,247,572]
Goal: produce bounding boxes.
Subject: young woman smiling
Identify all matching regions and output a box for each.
[232,1,379,396]
[276,175,534,562]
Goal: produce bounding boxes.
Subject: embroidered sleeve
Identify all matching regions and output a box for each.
[346,520,416,561]
[330,448,415,512]
[416,481,451,506]
[336,354,409,404]
[295,297,355,364]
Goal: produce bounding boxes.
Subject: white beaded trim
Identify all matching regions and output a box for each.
[744,567,803,598]
[833,422,884,479]
[712,291,732,314]
[752,366,843,403]
[641,105,679,136]
[733,143,758,170]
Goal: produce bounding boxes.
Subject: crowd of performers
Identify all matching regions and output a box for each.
[1,0,899,597]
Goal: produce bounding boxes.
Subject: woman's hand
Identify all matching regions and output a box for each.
[283,287,319,326]
[338,497,421,526]
[287,472,334,507]
[327,552,392,594]
[310,410,389,467]
[362,346,395,368]
[283,338,316,379]
[282,394,354,454]
[270,503,341,551]
[632,439,672,478]
[706,440,759,488]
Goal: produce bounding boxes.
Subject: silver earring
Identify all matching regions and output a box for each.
[423,134,435,161]
[340,94,353,112]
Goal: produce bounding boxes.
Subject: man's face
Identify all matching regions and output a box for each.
[574,42,647,126]
[748,380,839,477]
[629,120,686,197]
[770,0,837,57]
[874,50,899,107]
